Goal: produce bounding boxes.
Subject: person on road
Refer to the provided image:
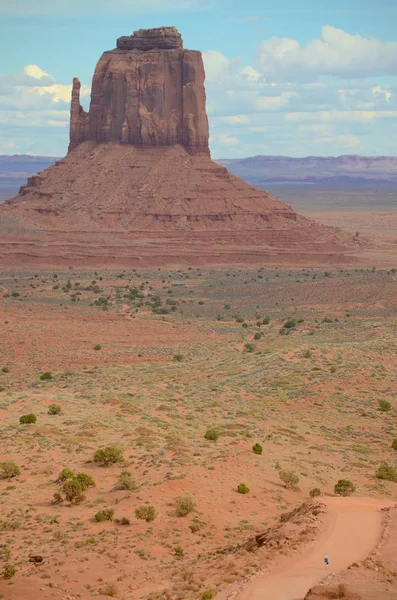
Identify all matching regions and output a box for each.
[324,555,329,569]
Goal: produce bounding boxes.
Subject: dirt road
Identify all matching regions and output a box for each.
[234,497,394,600]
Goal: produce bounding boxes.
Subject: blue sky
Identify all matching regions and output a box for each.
[1,0,396,157]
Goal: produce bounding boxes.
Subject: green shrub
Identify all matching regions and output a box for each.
[237,483,250,494]
[57,468,75,482]
[309,488,321,498]
[75,472,96,490]
[175,497,194,517]
[113,471,137,491]
[283,319,297,329]
[201,591,214,600]
[253,332,262,340]
[40,372,53,381]
[279,470,299,489]
[94,344,102,351]
[334,479,356,496]
[376,462,397,483]
[173,354,183,362]
[95,508,115,522]
[0,462,20,480]
[204,428,219,441]
[242,322,248,328]
[174,545,184,558]
[392,439,397,451]
[1,367,9,373]
[262,317,270,325]
[302,349,312,358]
[2,564,16,580]
[244,342,255,352]
[252,443,263,455]
[93,445,123,466]
[63,479,85,504]
[19,413,37,424]
[48,403,61,415]
[135,505,156,522]
[52,492,64,504]
[378,399,392,412]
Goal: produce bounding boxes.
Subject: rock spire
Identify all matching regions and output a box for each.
[68,26,209,154]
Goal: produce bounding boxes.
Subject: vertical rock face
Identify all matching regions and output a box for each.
[68,26,210,154]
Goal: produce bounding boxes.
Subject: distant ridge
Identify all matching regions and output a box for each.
[0,155,58,200]
[216,155,397,186]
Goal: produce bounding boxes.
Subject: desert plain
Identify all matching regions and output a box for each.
[0,238,397,599]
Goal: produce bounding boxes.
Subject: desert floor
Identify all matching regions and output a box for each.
[0,262,396,600]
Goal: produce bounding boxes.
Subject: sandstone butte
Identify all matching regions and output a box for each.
[0,26,366,267]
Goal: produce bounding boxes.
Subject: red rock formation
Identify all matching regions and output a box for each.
[68,26,209,154]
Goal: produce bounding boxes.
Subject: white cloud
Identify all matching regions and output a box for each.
[0,0,211,15]
[211,133,239,146]
[257,26,397,81]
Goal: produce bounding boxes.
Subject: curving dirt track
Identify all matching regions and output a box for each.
[235,497,394,600]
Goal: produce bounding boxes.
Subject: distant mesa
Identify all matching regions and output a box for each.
[0,27,368,267]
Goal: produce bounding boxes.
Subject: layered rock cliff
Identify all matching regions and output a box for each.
[69,26,209,154]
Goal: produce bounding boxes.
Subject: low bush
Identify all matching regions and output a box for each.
[262,317,270,325]
[93,445,123,466]
[135,505,156,522]
[252,443,263,455]
[40,372,53,381]
[75,473,96,490]
[19,413,37,424]
[279,470,299,489]
[283,319,297,329]
[253,332,262,340]
[173,354,183,362]
[201,591,214,600]
[63,479,85,504]
[309,488,321,498]
[112,471,137,491]
[237,483,250,494]
[175,496,194,517]
[334,479,356,496]
[95,508,115,522]
[2,564,16,580]
[376,462,397,483]
[98,583,118,597]
[392,439,397,451]
[48,403,61,415]
[0,462,20,480]
[174,545,184,558]
[204,428,220,441]
[57,468,75,482]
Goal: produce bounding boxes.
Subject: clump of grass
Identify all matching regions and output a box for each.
[98,583,118,597]
[173,353,183,362]
[201,591,214,600]
[48,403,61,415]
[376,463,397,483]
[378,399,392,412]
[252,443,263,455]
[237,483,250,494]
[95,508,115,522]
[174,545,184,558]
[175,497,194,517]
[0,462,20,480]
[334,479,356,496]
[19,413,37,424]
[112,471,137,491]
[279,470,299,489]
[244,342,255,353]
[135,505,156,522]
[204,428,219,441]
[93,446,123,466]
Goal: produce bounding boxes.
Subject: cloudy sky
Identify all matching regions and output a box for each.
[0,0,396,157]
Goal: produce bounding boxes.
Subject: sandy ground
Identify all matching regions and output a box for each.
[233,498,394,600]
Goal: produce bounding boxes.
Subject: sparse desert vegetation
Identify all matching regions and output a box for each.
[0,266,397,599]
